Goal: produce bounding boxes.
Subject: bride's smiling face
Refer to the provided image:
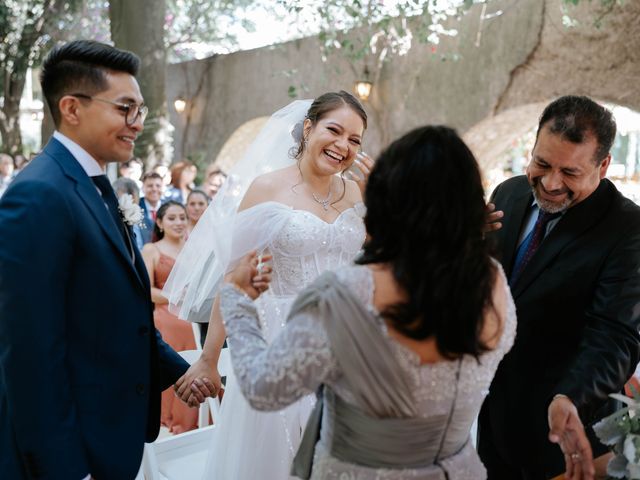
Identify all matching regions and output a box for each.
[302,105,364,176]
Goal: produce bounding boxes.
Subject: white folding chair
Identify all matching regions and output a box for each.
[140,348,231,480]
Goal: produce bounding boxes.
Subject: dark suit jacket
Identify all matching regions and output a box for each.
[0,138,189,479]
[138,197,157,245]
[480,175,640,475]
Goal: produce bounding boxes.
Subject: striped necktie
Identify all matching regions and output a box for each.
[510,209,560,283]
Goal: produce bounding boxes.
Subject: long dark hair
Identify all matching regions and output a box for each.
[153,201,186,242]
[357,126,496,359]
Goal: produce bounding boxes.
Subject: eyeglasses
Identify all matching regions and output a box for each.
[70,93,148,126]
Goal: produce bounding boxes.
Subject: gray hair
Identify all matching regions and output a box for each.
[113,177,140,201]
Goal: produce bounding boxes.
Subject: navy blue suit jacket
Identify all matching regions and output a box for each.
[0,138,189,479]
[138,197,157,245]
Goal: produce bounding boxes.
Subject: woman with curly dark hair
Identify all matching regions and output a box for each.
[222,125,516,479]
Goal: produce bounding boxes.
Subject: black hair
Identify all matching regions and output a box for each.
[357,125,496,359]
[40,40,140,126]
[536,95,616,164]
[113,177,140,200]
[121,158,143,169]
[153,201,186,242]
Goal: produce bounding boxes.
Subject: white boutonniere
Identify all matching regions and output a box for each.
[118,194,145,227]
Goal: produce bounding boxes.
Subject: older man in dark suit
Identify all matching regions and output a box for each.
[479,96,640,479]
[0,41,211,480]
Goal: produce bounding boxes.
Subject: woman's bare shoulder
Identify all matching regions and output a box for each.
[141,242,160,260]
[238,166,297,211]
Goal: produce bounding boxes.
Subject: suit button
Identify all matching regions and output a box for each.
[138,326,149,335]
[136,383,145,395]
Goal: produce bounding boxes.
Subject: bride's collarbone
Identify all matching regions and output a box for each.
[274,192,355,223]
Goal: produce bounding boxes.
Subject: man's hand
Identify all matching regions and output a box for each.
[174,356,221,403]
[227,251,273,300]
[548,395,595,480]
[485,203,504,233]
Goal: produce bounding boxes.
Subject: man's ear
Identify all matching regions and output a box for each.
[58,96,82,127]
[599,154,611,179]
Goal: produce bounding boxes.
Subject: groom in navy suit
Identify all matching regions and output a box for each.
[0,41,210,479]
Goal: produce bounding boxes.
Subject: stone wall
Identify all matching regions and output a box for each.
[167,0,640,169]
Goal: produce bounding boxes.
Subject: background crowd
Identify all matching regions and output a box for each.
[1,38,640,480]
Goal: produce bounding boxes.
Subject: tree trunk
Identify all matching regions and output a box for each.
[109,0,171,170]
[0,87,24,156]
[1,0,55,155]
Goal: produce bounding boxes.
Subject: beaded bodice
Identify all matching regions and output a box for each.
[266,204,366,296]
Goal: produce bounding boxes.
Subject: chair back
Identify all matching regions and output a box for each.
[140,348,230,480]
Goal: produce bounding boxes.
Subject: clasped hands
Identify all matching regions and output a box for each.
[174,252,273,407]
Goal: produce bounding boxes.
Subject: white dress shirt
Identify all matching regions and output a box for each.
[53,131,104,177]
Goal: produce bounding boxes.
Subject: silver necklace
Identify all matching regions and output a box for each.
[311,184,332,211]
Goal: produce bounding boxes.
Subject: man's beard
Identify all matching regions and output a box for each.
[530,177,573,214]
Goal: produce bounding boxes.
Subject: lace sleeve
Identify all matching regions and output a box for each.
[220,284,338,411]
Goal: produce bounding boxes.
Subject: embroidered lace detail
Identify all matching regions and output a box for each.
[222,258,516,480]
[267,207,365,296]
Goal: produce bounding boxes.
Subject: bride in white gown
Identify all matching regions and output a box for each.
[164,91,371,479]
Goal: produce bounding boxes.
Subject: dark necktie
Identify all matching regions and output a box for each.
[91,175,128,246]
[510,209,560,283]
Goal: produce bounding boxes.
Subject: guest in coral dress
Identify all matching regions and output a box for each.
[142,200,198,434]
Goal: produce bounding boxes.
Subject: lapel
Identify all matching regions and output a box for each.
[45,138,146,290]
[498,183,533,278]
[139,197,155,230]
[510,179,614,298]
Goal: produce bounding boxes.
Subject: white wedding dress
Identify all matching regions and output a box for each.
[202,200,366,480]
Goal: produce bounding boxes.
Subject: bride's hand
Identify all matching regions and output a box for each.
[227,251,273,300]
[345,151,374,197]
[174,356,221,403]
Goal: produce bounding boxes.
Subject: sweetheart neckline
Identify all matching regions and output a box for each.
[241,200,363,226]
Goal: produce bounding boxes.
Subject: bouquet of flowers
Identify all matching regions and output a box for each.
[593,390,640,479]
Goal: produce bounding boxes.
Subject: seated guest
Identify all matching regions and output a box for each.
[118,157,143,189]
[164,160,197,204]
[139,171,164,244]
[184,188,211,346]
[113,176,144,251]
[202,166,226,200]
[185,189,209,236]
[142,201,198,434]
[153,163,171,188]
[221,126,516,479]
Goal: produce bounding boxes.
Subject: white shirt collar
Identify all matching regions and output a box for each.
[144,198,160,211]
[53,131,104,177]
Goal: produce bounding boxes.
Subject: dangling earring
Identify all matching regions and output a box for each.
[159,227,164,233]
[303,136,308,149]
